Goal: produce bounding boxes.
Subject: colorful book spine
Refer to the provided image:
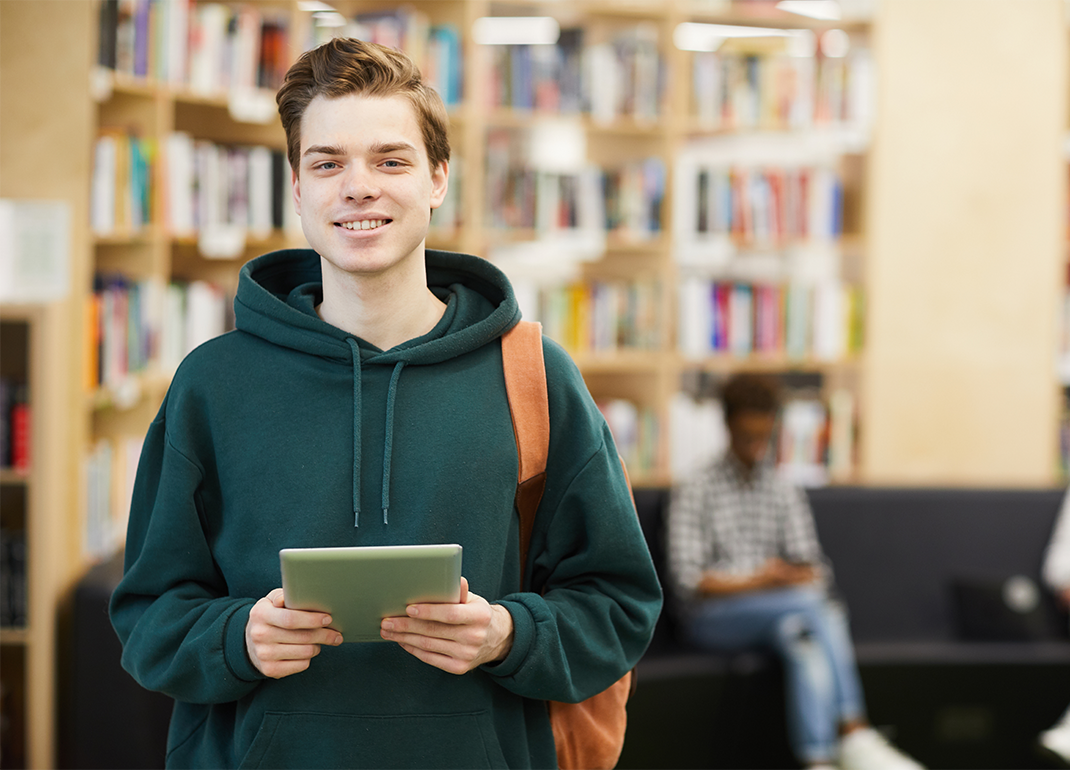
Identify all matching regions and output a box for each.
[690,165,842,246]
[538,279,663,357]
[678,278,862,361]
[98,0,289,94]
[689,43,872,131]
[162,134,293,240]
[91,131,155,236]
[596,398,661,477]
[88,276,232,392]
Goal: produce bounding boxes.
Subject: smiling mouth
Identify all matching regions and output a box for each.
[337,219,390,231]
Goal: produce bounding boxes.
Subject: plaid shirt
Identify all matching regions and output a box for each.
[667,451,828,605]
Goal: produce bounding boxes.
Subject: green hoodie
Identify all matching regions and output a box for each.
[110,248,662,769]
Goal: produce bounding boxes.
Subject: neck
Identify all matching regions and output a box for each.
[317,253,446,351]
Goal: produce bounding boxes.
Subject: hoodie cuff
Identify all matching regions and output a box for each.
[223,601,265,683]
[480,599,534,679]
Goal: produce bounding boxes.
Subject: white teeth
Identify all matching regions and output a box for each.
[340,219,386,231]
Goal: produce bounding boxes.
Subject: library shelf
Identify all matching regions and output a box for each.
[0,469,29,486]
[0,628,31,647]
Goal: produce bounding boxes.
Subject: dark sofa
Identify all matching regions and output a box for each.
[620,486,1070,770]
[64,487,1070,769]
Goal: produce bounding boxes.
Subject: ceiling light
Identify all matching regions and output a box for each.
[312,11,348,28]
[473,17,561,46]
[297,1,338,12]
[775,0,842,20]
[673,22,794,52]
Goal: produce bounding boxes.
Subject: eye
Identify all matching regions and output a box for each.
[316,161,340,171]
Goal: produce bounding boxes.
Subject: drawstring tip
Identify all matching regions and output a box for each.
[354,510,360,528]
[382,508,389,525]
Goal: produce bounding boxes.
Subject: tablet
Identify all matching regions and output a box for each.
[279,544,463,642]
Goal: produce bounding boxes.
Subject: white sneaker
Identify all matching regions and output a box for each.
[1040,719,1070,765]
[838,728,925,770]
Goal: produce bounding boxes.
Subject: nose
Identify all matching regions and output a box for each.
[341,164,380,201]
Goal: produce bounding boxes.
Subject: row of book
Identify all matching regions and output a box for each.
[485,24,663,123]
[537,280,665,357]
[484,130,666,240]
[309,7,463,108]
[84,437,142,561]
[668,389,856,485]
[677,278,864,361]
[0,379,30,473]
[97,0,291,94]
[88,276,232,393]
[598,399,662,478]
[689,46,874,131]
[91,131,154,236]
[165,134,295,240]
[686,164,844,248]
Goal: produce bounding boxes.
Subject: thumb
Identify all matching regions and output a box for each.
[268,587,286,608]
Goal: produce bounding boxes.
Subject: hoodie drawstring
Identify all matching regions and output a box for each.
[381,361,405,524]
[347,338,363,527]
[347,339,405,528]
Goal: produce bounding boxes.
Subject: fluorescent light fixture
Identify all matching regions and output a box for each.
[297,1,338,11]
[473,17,561,46]
[775,0,842,20]
[312,11,348,28]
[674,22,793,52]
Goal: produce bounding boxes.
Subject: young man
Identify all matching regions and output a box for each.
[110,38,661,769]
[666,373,921,770]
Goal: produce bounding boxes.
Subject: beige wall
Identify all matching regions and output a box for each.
[862,0,1068,485]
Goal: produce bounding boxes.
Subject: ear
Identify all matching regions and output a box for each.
[429,160,449,210]
[291,167,302,216]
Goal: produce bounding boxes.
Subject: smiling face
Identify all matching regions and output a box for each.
[292,92,448,282]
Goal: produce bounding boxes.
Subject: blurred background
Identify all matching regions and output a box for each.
[0,0,1068,767]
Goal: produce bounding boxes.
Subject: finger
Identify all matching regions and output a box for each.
[269,588,286,607]
[396,642,472,676]
[257,656,315,679]
[458,577,469,604]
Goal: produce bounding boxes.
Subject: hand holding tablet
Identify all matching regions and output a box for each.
[279,544,463,642]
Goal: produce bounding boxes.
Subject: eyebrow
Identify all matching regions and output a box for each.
[302,141,419,159]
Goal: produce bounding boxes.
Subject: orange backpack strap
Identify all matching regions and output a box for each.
[500,321,549,579]
[502,320,634,770]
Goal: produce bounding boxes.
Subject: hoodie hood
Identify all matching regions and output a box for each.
[234,248,521,364]
[232,248,522,526]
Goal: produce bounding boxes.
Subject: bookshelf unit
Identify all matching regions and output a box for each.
[1,1,96,766]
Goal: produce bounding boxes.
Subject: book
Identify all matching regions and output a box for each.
[676,277,860,361]
[0,379,12,468]
[11,387,31,474]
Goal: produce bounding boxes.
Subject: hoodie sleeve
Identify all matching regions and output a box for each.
[109,394,266,705]
[483,339,663,703]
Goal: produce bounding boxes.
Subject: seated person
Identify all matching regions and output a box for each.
[666,373,922,770]
[1039,489,1070,764]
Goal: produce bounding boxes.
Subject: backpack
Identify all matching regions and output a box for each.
[500,320,634,770]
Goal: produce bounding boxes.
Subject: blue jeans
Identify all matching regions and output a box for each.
[682,586,866,764]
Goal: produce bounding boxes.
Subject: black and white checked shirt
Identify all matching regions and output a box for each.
[667,451,829,605]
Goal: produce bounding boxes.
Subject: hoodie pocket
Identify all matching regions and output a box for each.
[238,710,509,769]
